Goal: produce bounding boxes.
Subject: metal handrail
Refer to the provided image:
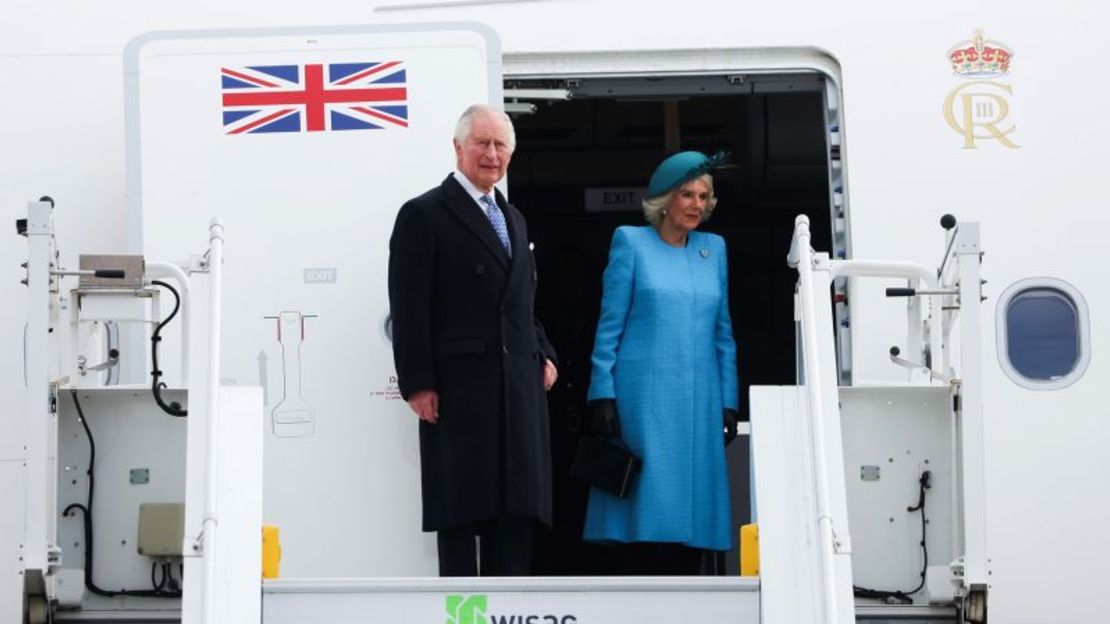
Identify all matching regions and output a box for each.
[200,219,224,624]
[828,259,944,380]
[791,215,843,624]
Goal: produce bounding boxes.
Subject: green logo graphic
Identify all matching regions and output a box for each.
[446,594,488,624]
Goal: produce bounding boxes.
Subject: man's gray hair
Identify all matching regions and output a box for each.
[642,174,719,227]
[454,104,516,152]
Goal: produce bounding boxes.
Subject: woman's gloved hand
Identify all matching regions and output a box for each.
[723,408,740,446]
[588,399,621,438]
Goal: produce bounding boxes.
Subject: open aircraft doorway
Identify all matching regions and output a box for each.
[505,70,839,576]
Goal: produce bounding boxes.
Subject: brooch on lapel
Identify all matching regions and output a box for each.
[700,248,711,259]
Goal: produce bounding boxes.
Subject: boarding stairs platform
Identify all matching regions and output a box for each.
[25,209,981,624]
[51,577,957,623]
[260,578,957,624]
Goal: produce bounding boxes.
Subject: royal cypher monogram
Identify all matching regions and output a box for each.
[942,30,1020,149]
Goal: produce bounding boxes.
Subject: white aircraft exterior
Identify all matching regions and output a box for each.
[2,2,1107,623]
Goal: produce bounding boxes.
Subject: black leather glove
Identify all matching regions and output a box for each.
[588,399,621,438]
[723,408,740,446]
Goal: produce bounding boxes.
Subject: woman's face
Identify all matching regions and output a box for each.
[663,178,710,233]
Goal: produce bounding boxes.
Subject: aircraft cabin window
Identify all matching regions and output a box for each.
[996,278,1090,390]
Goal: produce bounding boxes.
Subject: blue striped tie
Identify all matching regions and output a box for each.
[480,194,512,257]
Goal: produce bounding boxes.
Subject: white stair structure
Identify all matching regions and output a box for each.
[15,205,987,624]
[750,215,988,624]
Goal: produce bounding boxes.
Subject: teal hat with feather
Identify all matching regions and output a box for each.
[645,150,729,199]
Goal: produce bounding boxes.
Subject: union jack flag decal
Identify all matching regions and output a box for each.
[220,62,408,134]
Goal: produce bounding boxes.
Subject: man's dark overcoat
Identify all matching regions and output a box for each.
[388,174,557,532]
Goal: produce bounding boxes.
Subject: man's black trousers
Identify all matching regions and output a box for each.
[437,517,534,576]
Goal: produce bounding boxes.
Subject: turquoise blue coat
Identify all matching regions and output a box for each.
[584,225,739,551]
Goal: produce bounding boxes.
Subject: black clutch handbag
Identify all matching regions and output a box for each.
[570,435,642,498]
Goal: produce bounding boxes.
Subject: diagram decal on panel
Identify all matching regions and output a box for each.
[265,310,317,437]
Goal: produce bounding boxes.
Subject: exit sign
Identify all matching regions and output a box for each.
[584,187,646,212]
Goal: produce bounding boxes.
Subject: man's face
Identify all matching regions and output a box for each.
[455,113,513,193]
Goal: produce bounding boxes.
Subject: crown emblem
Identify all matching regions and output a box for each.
[948,30,1012,77]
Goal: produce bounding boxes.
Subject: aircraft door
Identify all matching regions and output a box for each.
[125,23,504,579]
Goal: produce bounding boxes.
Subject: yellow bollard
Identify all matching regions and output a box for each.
[262,525,281,579]
[740,524,759,576]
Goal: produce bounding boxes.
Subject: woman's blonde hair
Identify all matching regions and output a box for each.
[642,174,719,227]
